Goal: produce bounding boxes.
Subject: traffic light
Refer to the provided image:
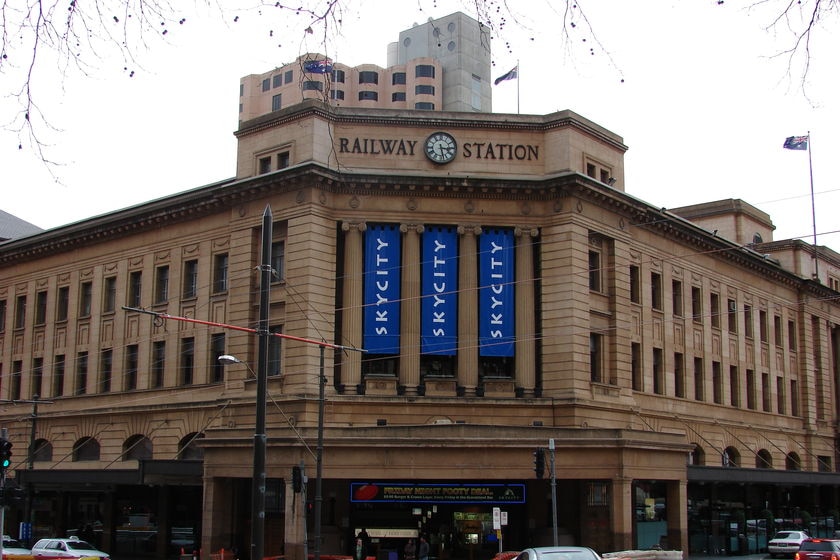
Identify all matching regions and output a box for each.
[533,447,545,479]
[0,439,12,477]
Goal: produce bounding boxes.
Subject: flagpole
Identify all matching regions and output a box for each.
[516,59,520,114]
[807,131,819,280]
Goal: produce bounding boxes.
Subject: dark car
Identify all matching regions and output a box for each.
[795,538,840,560]
[515,547,601,560]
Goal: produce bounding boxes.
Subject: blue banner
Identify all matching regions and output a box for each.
[363,224,401,354]
[421,226,458,355]
[479,229,515,356]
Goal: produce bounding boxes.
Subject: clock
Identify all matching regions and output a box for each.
[424,132,457,164]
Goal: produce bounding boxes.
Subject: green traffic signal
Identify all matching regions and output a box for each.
[0,438,13,472]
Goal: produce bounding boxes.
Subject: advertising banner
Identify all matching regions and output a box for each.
[421,226,458,355]
[478,228,515,356]
[363,224,401,353]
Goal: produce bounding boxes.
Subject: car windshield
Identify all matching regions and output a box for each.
[541,551,597,560]
[773,532,798,539]
[66,541,97,551]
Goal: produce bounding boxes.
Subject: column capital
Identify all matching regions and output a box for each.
[514,226,540,238]
[457,225,482,236]
[399,223,425,234]
[341,221,367,233]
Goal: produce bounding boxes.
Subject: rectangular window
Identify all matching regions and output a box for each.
[761,372,771,412]
[774,315,783,347]
[691,286,702,322]
[776,376,786,414]
[32,357,44,399]
[744,305,753,338]
[262,78,270,92]
[277,151,290,169]
[35,290,47,325]
[359,91,379,101]
[629,265,640,304]
[790,380,799,416]
[79,281,93,317]
[14,294,26,329]
[693,357,704,401]
[269,326,283,376]
[358,71,379,84]
[180,337,195,386]
[746,369,756,410]
[415,64,435,78]
[126,344,139,391]
[672,280,683,316]
[588,251,602,292]
[332,69,345,83]
[651,272,663,310]
[392,72,406,85]
[100,349,113,393]
[818,456,832,472]
[652,348,664,395]
[302,80,323,92]
[155,265,169,304]
[183,259,199,299]
[788,320,796,352]
[712,361,722,404]
[727,298,737,333]
[213,253,229,293]
[330,89,345,100]
[674,352,685,398]
[53,355,66,397]
[414,102,434,110]
[104,277,117,313]
[76,351,88,395]
[259,156,272,174]
[271,240,285,283]
[631,342,642,391]
[272,93,282,111]
[0,299,5,332]
[210,333,226,383]
[759,310,768,343]
[415,84,435,95]
[284,70,293,83]
[11,360,22,401]
[272,74,282,88]
[589,333,603,382]
[729,365,740,407]
[152,341,166,388]
[129,271,142,308]
[57,286,69,322]
[586,163,597,178]
[710,292,721,328]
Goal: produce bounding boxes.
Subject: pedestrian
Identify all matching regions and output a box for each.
[405,539,416,560]
[355,538,366,560]
[418,536,429,560]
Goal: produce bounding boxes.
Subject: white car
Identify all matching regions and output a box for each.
[768,531,810,557]
[515,547,602,560]
[31,537,108,560]
[2,536,32,558]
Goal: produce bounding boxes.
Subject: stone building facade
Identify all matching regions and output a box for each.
[1,100,840,560]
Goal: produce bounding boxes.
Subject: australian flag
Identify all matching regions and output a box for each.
[783,135,808,150]
[494,65,518,85]
[304,59,333,74]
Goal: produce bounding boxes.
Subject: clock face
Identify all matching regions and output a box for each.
[424,132,457,164]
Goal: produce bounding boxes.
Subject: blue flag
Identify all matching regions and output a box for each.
[783,135,808,150]
[494,65,518,86]
[304,59,333,74]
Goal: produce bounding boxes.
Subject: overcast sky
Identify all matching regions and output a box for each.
[2,0,838,248]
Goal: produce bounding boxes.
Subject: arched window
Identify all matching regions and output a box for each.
[786,452,802,470]
[178,433,205,460]
[689,443,705,466]
[756,449,773,469]
[72,437,101,461]
[723,446,740,467]
[32,438,53,462]
[123,434,153,461]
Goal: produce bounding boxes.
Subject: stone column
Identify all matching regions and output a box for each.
[457,225,481,395]
[611,476,634,552]
[341,221,365,394]
[515,227,539,397]
[400,223,423,395]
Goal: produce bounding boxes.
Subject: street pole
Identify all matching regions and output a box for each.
[314,345,325,560]
[252,205,272,560]
[549,438,558,546]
